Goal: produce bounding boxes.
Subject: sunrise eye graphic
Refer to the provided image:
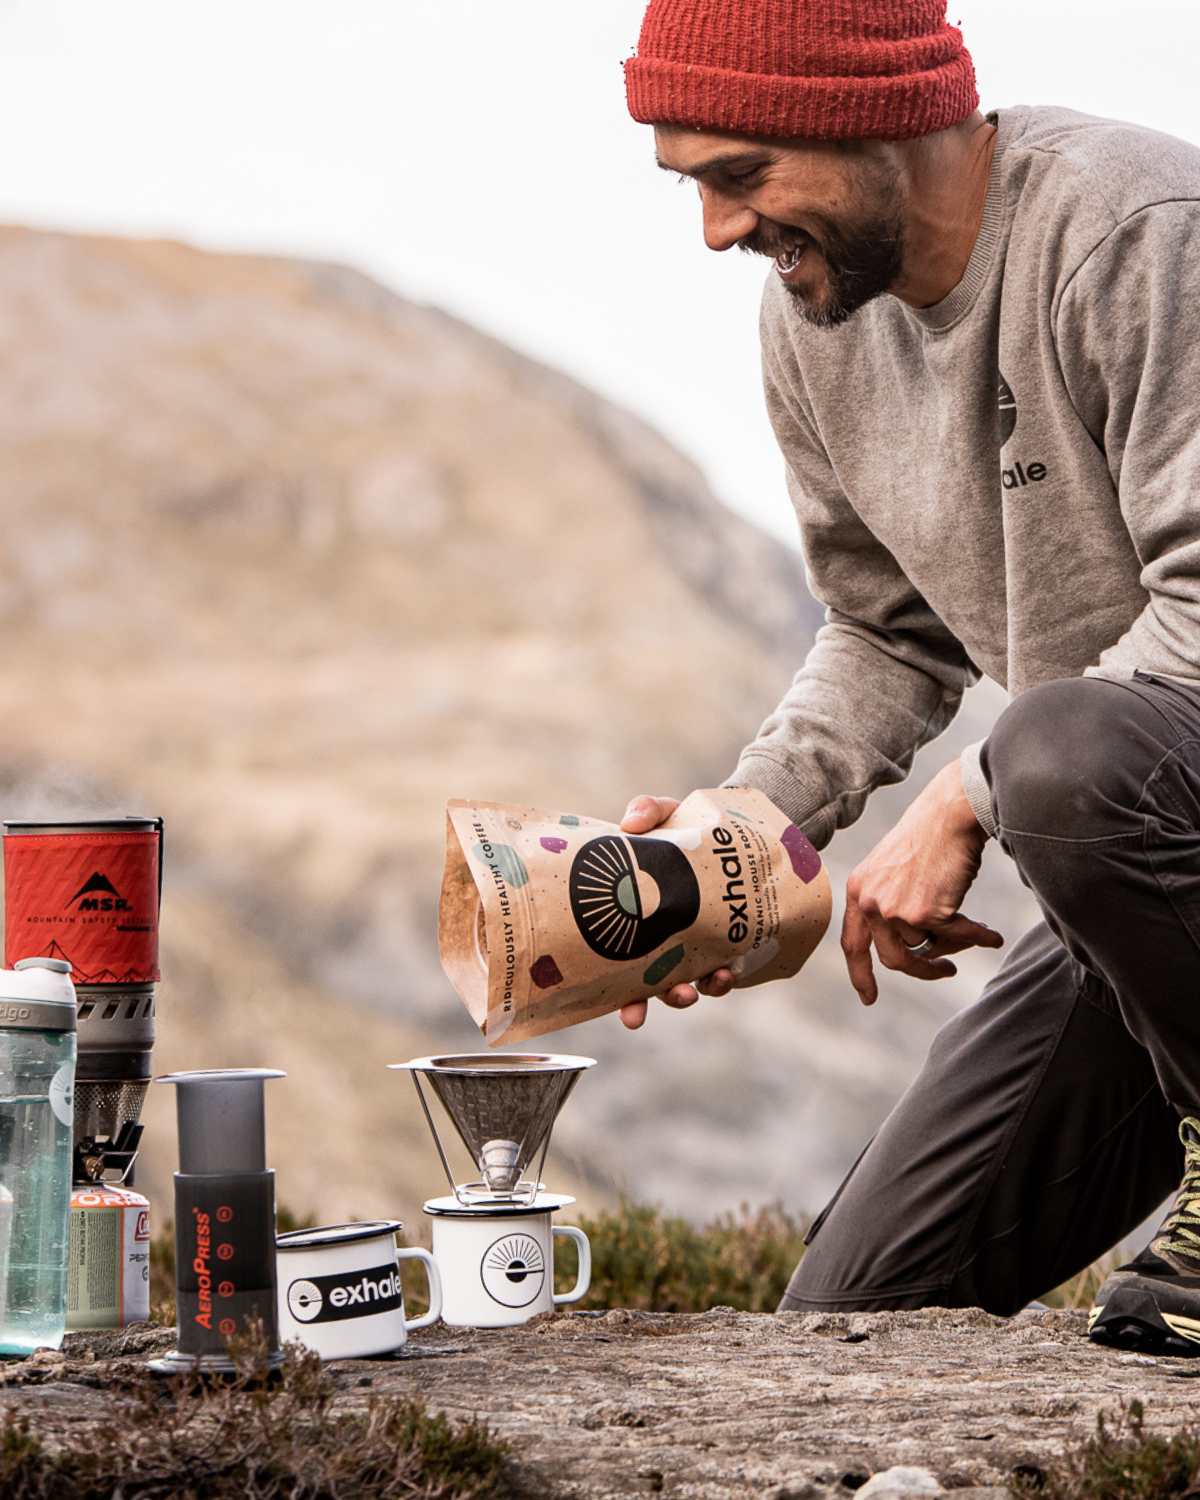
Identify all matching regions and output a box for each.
[570,836,642,957]
[569,835,702,962]
[286,1279,323,1322]
[480,1234,546,1307]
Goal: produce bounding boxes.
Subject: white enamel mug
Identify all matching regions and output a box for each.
[276,1220,442,1360]
[425,1193,591,1328]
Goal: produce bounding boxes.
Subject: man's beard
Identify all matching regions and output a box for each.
[740,194,906,329]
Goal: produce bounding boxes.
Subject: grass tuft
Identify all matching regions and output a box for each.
[1040,1251,1124,1311]
[0,1329,511,1498]
[1011,1401,1200,1500]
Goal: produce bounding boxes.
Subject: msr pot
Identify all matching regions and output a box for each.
[390,1052,593,1327]
[276,1221,442,1359]
[3,817,164,1187]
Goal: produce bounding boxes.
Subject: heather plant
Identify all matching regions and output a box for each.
[1011,1401,1200,1500]
[0,1329,511,1499]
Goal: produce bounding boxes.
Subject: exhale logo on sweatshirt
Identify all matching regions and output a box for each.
[998,372,1018,444]
[998,370,1049,490]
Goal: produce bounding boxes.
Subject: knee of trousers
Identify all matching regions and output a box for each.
[984,676,1163,843]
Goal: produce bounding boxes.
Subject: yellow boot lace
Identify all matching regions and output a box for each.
[1152,1118,1200,1269]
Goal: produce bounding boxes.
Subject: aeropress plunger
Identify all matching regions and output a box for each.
[149,1069,285,1373]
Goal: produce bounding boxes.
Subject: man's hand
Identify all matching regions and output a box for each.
[843,759,1001,1005]
[616,794,735,1030]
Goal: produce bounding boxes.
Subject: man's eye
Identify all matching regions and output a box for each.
[727,167,762,185]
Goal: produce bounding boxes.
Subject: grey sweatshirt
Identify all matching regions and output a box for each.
[730,105,1200,846]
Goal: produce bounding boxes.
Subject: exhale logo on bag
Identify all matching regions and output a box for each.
[568,835,701,961]
[66,873,130,913]
[285,1263,402,1324]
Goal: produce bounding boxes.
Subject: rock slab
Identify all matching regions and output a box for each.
[11,1308,1199,1498]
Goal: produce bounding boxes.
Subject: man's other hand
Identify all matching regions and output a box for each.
[842,759,1002,1006]
[616,794,735,1030]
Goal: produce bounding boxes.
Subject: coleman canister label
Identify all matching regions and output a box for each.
[66,1187,151,1331]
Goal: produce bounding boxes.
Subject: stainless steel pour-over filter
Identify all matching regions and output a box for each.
[390,1054,595,1205]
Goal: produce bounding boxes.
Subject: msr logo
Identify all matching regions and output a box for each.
[66,872,130,913]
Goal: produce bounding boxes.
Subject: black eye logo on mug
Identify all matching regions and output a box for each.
[569,835,701,961]
[481,1234,546,1308]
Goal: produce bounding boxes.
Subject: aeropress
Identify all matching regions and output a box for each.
[150,1069,284,1374]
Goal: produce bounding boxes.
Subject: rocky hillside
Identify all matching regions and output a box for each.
[0,226,1036,1228]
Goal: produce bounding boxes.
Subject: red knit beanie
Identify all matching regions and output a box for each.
[625,1,978,142]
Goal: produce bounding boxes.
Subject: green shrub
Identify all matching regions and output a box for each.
[1012,1401,1200,1500]
[153,1200,809,1320]
[553,1198,808,1313]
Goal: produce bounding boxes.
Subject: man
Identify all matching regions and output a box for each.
[616,0,1200,1356]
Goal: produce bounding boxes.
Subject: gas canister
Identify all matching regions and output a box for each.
[66,1185,151,1330]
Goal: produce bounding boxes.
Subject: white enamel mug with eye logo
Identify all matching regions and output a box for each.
[424,1193,590,1328]
[276,1220,442,1360]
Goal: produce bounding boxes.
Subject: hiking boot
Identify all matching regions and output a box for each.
[1089,1118,1200,1356]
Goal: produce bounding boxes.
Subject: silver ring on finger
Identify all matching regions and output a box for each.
[905,932,937,956]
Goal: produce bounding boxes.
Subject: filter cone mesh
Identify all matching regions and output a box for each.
[425,1064,582,1189]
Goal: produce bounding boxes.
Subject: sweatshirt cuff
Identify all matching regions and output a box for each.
[959,740,996,838]
[723,753,836,851]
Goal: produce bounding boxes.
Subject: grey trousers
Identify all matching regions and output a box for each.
[781,672,1200,1315]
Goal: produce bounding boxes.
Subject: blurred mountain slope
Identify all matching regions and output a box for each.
[0,225,1038,1226]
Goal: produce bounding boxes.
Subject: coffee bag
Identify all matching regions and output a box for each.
[439,788,831,1045]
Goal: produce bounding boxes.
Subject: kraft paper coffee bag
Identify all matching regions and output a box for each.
[439,787,831,1045]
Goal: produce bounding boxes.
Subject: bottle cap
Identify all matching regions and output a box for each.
[0,961,77,1031]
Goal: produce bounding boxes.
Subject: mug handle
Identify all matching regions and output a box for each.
[396,1247,443,1330]
[552,1225,591,1305]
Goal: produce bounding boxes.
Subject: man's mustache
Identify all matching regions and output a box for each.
[738,223,821,261]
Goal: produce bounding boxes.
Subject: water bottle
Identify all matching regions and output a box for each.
[0,958,76,1354]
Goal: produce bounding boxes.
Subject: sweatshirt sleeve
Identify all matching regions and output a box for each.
[1057,202,1200,681]
[727,301,979,850]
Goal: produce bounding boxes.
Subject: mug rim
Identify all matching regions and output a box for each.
[277,1219,403,1250]
[423,1191,575,1219]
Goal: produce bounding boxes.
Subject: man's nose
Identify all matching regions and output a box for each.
[700,187,758,252]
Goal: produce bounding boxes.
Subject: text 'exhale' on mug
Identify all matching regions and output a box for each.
[277,1221,442,1360]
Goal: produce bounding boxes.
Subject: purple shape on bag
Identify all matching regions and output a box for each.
[781,823,821,883]
[540,837,568,854]
[529,955,563,990]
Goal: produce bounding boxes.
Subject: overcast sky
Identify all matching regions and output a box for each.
[0,1,1198,544]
